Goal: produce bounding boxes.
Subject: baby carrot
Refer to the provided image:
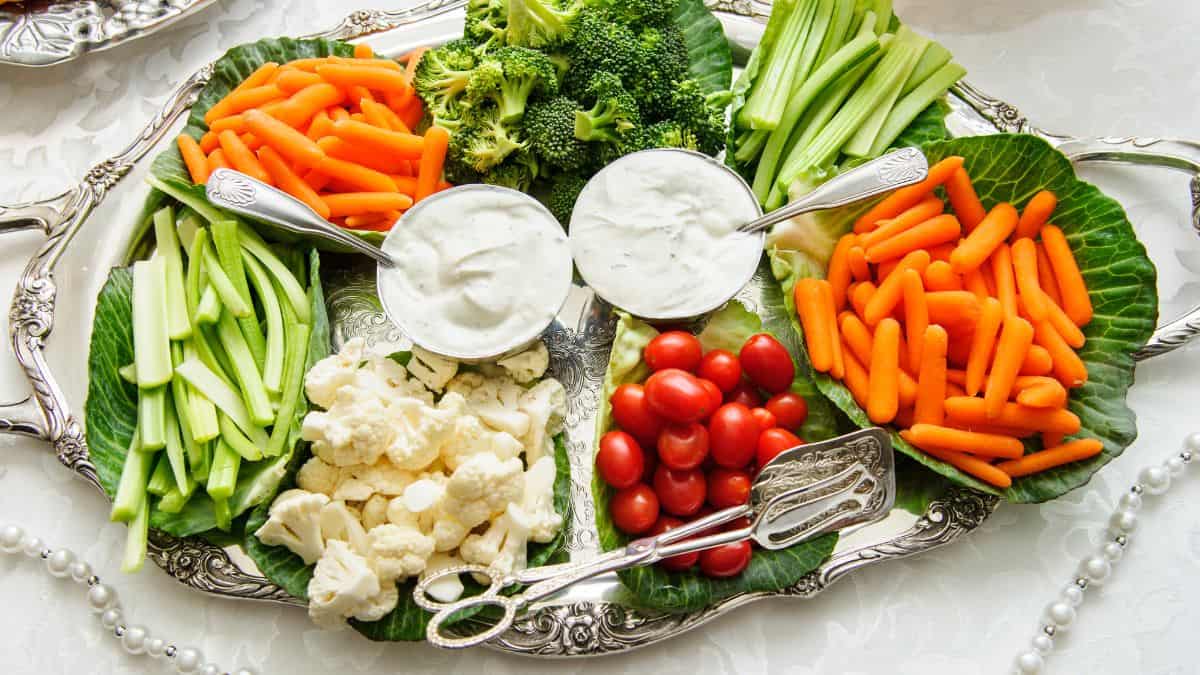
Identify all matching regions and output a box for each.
[1041,432,1064,449]
[217,130,271,183]
[858,196,944,249]
[200,131,220,153]
[1043,293,1086,348]
[1011,238,1047,321]
[177,135,210,184]
[945,369,967,386]
[332,119,424,159]
[839,313,873,365]
[204,62,280,123]
[322,192,414,217]
[276,69,324,94]
[316,64,412,93]
[306,110,333,141]
[925,291,981,328]
[867,318,901,424]
[795,279,835,373]
[1041,225,1093,326]
[1021,345,1054,376]
[1033,319,1088,388]
[842,347,872,409]
[277,84,346,128]
[331,56,402,71]
[416,125,450,201]
[854,156,964,232]
[361,99,402,131]
[818,281,845,379]
[944,167,987,231]
[399,97,425,130]
[985,315,1034,419]
[391,175,418,194]
[1016,378,1068,408]
[927,242,956,263]
[1036,243,1063,306]
[990,243,1018,318]
[206,149,230,172]
[962,267,990,300]
[923,260,962,292]
[902,270,928,368]
[827,234,857,310]
[996,439,1103,478]
[239,132,264,151]
[850,281,875,320]
[864,250,931,325]
[864,214,962,263]
[404,47,428,79]
[847,245,870,282]
[205,85,285,125]
[209,115,247,134]
[945,381,967,399]
[914,325,948,425]
[242,109,325,170]
[329,106,351,122]
[906,440,1012,488]
[1014,190,1057,241]
[965,297,1004,396]
[949,202,1018,274]
[904,423,1025,459]
[316,136,410,174]
[353,43,374,59]
[257,146,331,219]
[314,156,397,193]
[347,85,375,106]
[944,396,1081,435]
[876,258,900,282]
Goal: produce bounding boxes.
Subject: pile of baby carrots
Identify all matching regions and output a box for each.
[175,44,450,231]
[794,156,1103,489]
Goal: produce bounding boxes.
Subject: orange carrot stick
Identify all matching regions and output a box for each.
[176,135,210,184]
[303,169,333,192]
[399,97,425,130]
[850,281,875,320]
[239,132,264,151]
[864,214,962,263]
[257,146,331,219]
[905,439,1013,487]
[1021,345,1054,376]
[925,291,981,328]
[990,243,1018,318]
[1041,225,1093,326]
[209,115,248,134]
[842,347,872,409]
[864,250,931,325]
[902,269,928,368]
[944,396,1081,435]
[1033,319,1088,388]
[361,99,403,131]
[206,149,230,172]
[858,196,944,248]
[354,43,374,59]
[927,242,956,263]
[205,85,285,125]
[904,423,1025,459]
[313,156,397,193]
[321,192,414,217]
[1016,379,1068,408]
[944,167,987,232]
[328,106,351,122]
[914,325,948,426]
[316,136,410,174]
[997,439,1103,477]
[818,280,845,379]
[331,119,425,159]
[867,318,901,424]
[404,47,428,79]
[963,267,990,300]
[923,260,962,292]
[242,109,326,169]
[827,234,857,310]
[316,64,413,93]
[964,297,1003,396]
[276,84,346,129]
[1014,190,1057,241]
[876,258,900,282]
[795,279,836,373]
[391,175,418,195]
[217,130,272,183]
[839,313,873,365]
[416,125,449,201]
[346,85,375,107]
[199,131,220,153]
[1041,432,1065,449]
[1042,292,1086,349]
[204,63,280,123]
[854,156,964,232]
[949,202,1018,274]
[306,110,334,141]
[1036,243,1063,306]
[1011,238,1047,322]
[276,69,324,94]
[847,246,870,281]
[984,315,1034,418]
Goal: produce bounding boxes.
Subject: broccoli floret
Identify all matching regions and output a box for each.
[466,46,559,123]
[449,108,528,172]
[525,96,589,170]
[505,0,582,49]
[574,72,640,143]
[562,9,644,99]
[413,39,479,124]
[630,24,690,117]
[466,0,509,51]
[664,79,726,156]
[482,151,541,192]
[586,0,678,26]
[543,172,589,225]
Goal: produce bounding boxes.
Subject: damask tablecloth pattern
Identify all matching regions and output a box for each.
[2,1,1200,673]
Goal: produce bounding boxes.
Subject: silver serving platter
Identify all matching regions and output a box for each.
[2,0,1200,657]
[0,0,216,67]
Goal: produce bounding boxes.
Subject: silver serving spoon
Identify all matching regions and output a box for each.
[412,427,895,649]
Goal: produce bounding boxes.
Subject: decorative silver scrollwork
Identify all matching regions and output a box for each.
[146,530,302,605]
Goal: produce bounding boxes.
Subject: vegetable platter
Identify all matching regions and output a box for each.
[2,0,1200,658]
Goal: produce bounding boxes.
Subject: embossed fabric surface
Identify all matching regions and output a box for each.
[2,1,1200,673]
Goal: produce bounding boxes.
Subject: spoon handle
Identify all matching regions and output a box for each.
[738,147,930,234]
[204,168,394,266]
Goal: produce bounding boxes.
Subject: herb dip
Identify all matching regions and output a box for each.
[569,149,764,319]
[376,186,571,359]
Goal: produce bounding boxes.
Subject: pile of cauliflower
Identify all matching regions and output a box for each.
[254,338,567,629]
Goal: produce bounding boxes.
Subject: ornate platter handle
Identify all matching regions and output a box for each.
[301,0,470,41]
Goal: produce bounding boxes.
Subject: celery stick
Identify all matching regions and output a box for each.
[176,214,202,253]
[163,392,193,496]
[192,442,212,484]
[138,386,167,451]
[243,250,284,393]
[179,342,220,444]
[202,244,251,319]
[843,28,928,157]
[147,454,174,496]
[813,0,856,68]
[157,487,192,514]
[195,286,221,325]
[198,325,237,386]
[132,258,173,388]
[213,498,232,532]
[185,228,208,316]
[238,223,311,325]
[120,496,149,573]
[213,219,267,366]
[870,61,966,156]
[268,322,311,456]
[740,0,821,130]
[175,357,269,446]
[146,175,224,224]
[111,433,153,523]
[733,129,771,165]
[219,413,265,461]
[118,363,138,385]
[901,41,951,96]
[215,308,274,427]
[153,206,192,340]
[207,439,241,501]
[169,342,208,464]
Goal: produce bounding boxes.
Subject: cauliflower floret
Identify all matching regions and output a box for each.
[254,490,331,565]
[303,386,394,467]
[497,342,550,384]
[367,523,435,582]
[445,371,531,439]
[361,494,390,530]
[307,540,381,630]
[518,378,567,465]
[521,456,563,543]
[296,457,345,497]
[304,338,365,409]
[386,478,473,552]
[337,461,416,501]
[351,580,399,623]
[382,394,461,471]
[439,414,524,471]
[355,354,435,406]
[419,553,466,603]
[320,500,370,555]
[443,453,525,528]
[406,346,459,392]
[459,505,531,576]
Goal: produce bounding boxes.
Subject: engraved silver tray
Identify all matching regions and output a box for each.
[3,0,1200,656]
[0,0,215,67]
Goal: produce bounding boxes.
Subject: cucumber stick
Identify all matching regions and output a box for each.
[120,496,149,573]
[131,258,173,389]
[869,61,965,156]
[110,432,153,523]
[215,308,274,427]
[842,28,929,157]
[268,322,311,457]
[152,206,192,340]
[242,251,285,393]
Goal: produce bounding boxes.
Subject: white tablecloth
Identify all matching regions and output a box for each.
[2,1,1199,673]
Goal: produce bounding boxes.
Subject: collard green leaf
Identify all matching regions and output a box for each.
[594,307,837,614]
[674,0,733,95]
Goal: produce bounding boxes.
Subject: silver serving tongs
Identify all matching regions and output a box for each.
[413,427,895,649]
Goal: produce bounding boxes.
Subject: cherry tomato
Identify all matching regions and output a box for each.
[610,383,665,443]
[644,331,703,372]
[698,378,723,415]
[707,468,752,508]
[657,422,709,470]
[725,381,763,408]
[644,369,715,423]
[699,540,752,578]
[707,403,760,468]
[650,516,699,572]
[641,449,658,483]
[723,516,752,532]
[739,334,795,393]
[697,349,742,392]
[596,431,645,489]
[749,407,777,432]
[610,484,660,535]
[757,428,804,468]
[653,465,707,517]
[765,392,809,430]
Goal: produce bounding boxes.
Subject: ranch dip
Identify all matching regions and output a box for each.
[376,185,572,359]
[569,149,764,319]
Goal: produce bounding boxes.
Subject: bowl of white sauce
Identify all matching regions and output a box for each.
[376,185,572,360]
[569,148,764,321]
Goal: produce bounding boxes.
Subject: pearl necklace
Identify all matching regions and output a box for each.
[0,525,257,675]
[1011,433,1198,674]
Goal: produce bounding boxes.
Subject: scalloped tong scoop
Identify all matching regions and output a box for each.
[413,427,895,649]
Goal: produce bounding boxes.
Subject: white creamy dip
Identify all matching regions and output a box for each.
[569,149,764,319]
[377,186,572,359]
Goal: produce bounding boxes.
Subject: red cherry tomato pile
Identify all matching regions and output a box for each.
[598,330,811,578]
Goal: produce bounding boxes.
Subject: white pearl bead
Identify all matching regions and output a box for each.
[145,637,166,659]
[1102,541,1124,563]
[1015,651,1044,674]
[1138,466,1171,494]
[121,625,148,655]
[69,560,93,583]
[1183,432,1200,454]
[175,647,204,673]
[45,549,74,578]
[1165,456,1186,476]
[1031,633,1054,655]
[0,524,23,553]
[87,583,118,613]
[1060,584,1084,607]
[22,536,44,557]
[233,668,258,675]
[1108,509,1137,535]
[99,608,123,630]
[1117,491,1142,511]
[1080,555,1111,584]
[199,664,220,675]
[1045,601,1075,629]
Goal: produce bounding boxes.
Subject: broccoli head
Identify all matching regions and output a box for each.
[482,150,541,192]
[413,39,479,124]
[466,0,509,51]
[505,0,582,49]
[466,46,559,123]
[543,172,589,225]
[630,24,690,117]
[586,0,678,26]
[562,9,644,99]
[574,72,640,143]
[664,78,726,156]
[526,96,589,171]
[449,107,528,172]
